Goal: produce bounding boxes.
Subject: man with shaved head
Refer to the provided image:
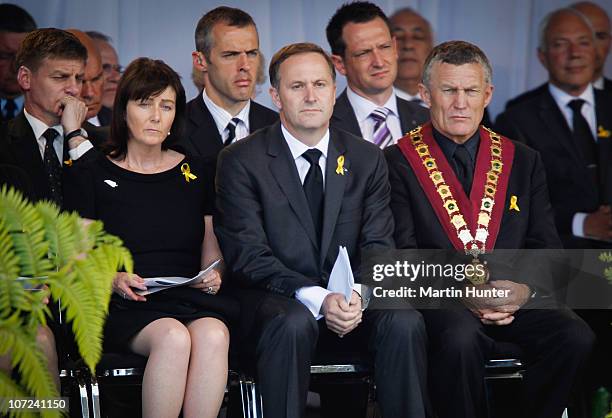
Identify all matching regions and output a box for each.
[572,2,612,92]
[389,8,433,105]
[497,8,612,248]
[66,29,104,127]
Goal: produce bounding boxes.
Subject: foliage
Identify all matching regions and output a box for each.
[0,186,132,417]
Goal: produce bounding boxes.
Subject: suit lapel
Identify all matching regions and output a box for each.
[188,95,223,157]
[331,90,362,137]
[396,96,419,134]
[538,90,584,167]
[595,90,612,203]
[267,124,319,249]
[8,112,49,199]
[320,130,348,266]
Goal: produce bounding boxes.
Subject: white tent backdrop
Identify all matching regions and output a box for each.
[7,0,612,120]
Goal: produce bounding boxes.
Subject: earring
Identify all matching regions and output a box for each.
[167,131,171,136]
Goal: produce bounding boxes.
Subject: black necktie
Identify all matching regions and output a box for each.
[3,98,16,120]
[224,118,241,146]
[568,99,598,166]
[302,149,324,241]
[42,128,63,207]
[453,145,473,195]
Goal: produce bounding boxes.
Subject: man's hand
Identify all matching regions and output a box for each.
[59,95,87,138]
[463,280,530,326]
[321,292,362,337]
[584,205,612,240]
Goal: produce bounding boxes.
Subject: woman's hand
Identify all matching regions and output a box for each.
[113,273,147,302]
[190,268,222,295]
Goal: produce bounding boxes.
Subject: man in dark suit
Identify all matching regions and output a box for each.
[572,2,612,93]
[215,42,430,418]
[173,7,277,160]
[86,31,121,127]
[386,40,594,418]
[0,28,96,206]
[0,4,36,123]
[496,8,611,248]
[325,2,428,148]
[0,27,97,394]
[505,4,611,110]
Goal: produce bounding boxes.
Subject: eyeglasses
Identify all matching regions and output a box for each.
[102,63,123,74]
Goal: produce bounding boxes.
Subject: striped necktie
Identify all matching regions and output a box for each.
[42,128,63,206]
[370,107,392,148]
[224,117,241,146]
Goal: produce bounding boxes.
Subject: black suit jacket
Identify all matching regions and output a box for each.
[503,83,548,110]
[97,106,112,127]
[330,89,429,139]
[173,95,278,160]
[495,85,612,247]
[0,112,102,204]
[215,122,395,297]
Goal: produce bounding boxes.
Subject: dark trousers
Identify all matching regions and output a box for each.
[246,292,430,418]
[421,303,595,418]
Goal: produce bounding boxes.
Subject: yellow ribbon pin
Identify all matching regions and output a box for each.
[509,195,520,212]
[598,126,611,139]
[336,155,345,175]
[181,163,197,183]
[63,159,73,167]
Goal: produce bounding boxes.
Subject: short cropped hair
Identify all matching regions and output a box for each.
[538,8,595,52]
[269,42,336,89]
[422,40,493,86]
[326,1,392,57]
[194,7,257,58]
[15,28,87,73]
[0,4,36,33]
[108,58,186,159]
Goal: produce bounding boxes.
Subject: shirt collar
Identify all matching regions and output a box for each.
[548,82,595,109]
[281,124,329,161]
[87,115,101,126]
[395,88,423,103]
[24,108,64,140]
[593,76,604,90]
[346,86,399,124]
[201,88,251,133]
[432,126,480,164]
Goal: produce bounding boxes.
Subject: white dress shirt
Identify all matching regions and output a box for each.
[24,109,92,163]
[87,115,101,127]
[202,89,251,144]
[282,125,362,318]
[547,83,599,239]
[593,76,604,90]
[346,87,403,145]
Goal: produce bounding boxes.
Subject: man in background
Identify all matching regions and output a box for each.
[326,1,429,148]
[0,4,36,122]
[86,31,122,126]
[174,6,277,161]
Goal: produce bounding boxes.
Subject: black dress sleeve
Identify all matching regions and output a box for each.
[63,156,98,219]
[200,156,217,217]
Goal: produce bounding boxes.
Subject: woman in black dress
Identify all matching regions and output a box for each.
[65,58,231,418]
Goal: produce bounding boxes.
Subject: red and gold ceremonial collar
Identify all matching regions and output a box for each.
[397,122,515,255]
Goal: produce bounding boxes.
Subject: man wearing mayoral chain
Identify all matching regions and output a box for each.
[385,40,595,418]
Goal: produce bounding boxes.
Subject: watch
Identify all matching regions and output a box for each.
[64,128,88,141]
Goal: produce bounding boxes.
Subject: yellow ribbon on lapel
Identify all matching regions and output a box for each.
[336,155,345,175]
[181,163,197,183]
[598,126,611,139]
[509,195,520,212]
[63,159,73,167]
